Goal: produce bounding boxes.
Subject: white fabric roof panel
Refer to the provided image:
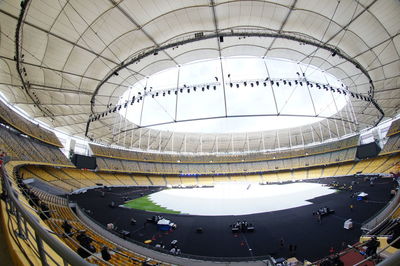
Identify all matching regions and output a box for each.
[0,0,20,16]
[0,16,17,57]
[100,31,153,63]
[371,0,400,37]
[21,26,48,65]
[25,1,61,31]
[169,38,219,61]
[175,48,220,66]
[41,36,74,70]
[375,42,399,67]
[82,57,115,82]
[0,58,18,85]
[128,56,175,78]
[380,60,399,79]
[64,47,98,74]
[119,0,210,25]
[215,1,288,31]
[140,8,212,44]
[393,35,400,55]
[222,44,267,58]
[349,11,392,48]
[222,37,274,52]
[0,0,399,153]
[285,10,341,41]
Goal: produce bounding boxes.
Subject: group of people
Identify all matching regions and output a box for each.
[76,230,96,258]
[313,207,334,216]
[320,253,344,266]
[328,181,353,191]
[169,240,181,255]
[62,220,114,261]
[154,240,181,255]
[313,207,335,224]
[365,236,380,258]
[12,170,136,263]
[231,220,254,232]
[75,230,112,261]
[15,176,113,262]
[147,215,164,224]
[16,174,52,220]
[279,238,298,256]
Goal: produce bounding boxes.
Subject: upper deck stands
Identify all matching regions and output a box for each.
[0,125,72,166]
[386,118,400,137]
[95,147,357,175]
[90,135,359,164]
[380,134,400,155]
[0,100,62,147]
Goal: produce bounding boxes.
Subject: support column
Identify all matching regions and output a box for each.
[218,58,228,117]
[147,130,151,150]
[263,60,279,114]
[174,67,180,122]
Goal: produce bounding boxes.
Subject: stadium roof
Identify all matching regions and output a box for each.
[0,0,399,153]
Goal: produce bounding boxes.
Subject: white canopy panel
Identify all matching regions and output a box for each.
[0,0,399,153]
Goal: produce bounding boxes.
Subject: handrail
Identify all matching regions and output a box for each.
[22,186,113,265]
[0,160,91,266]
[313,235,400,266]
[356,235,400,266]
[377,250,400,266]
[361,179,400,233]
[75,202,275,263]
[312,241,366,265]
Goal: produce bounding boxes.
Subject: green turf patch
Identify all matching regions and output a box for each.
[123,195,181,214]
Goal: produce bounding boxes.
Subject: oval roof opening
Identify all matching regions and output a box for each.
[120,57,347,134]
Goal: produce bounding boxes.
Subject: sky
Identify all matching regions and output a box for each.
[119,57,347,134]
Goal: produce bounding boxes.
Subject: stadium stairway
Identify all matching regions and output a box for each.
[339,247,374,266]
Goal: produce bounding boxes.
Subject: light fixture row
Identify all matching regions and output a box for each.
[88,76,371,123]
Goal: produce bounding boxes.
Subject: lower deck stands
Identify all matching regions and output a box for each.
[29,187,166,266]
[19,154,400,193]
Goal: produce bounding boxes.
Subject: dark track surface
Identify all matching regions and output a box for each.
[69,176,396,261]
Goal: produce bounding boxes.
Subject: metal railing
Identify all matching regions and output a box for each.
[74,202,275,264]
[358,235,400,266]
[361,179,400,233]
[0,159,91,266]
[313,236,400,266]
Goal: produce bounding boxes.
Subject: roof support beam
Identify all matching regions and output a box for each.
[90,30,380,117]
[0,56,130,89]
[14,0,54,119]
[111,113,357,140]
[109,0,178,65]
[210,0,228,116]
[210,0,222,58]
[263,0,297,57]
[14,102,105,107]
[4,7,121,67]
